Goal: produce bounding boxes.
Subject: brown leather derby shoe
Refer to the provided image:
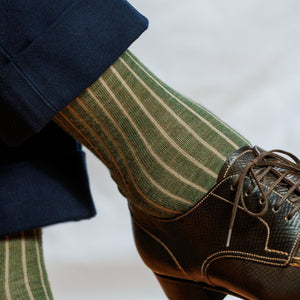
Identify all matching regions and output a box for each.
[130,146,300,300]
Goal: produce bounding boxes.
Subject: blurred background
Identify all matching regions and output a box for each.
[43,0,300,299]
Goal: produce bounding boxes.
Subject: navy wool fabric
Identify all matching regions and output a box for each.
[0,0,148,146]
[0,0,148,235]
[0,122,96,236]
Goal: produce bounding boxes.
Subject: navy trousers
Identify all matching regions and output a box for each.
[0,0,148,236]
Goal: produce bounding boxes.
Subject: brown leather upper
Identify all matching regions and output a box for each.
[130,146,300,300]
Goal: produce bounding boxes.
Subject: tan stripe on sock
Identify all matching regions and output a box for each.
[21,233,35,300]
[5,237,12,300]
[33,230,50,300]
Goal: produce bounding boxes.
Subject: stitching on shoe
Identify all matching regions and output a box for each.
[211,183,300,263]
[290,262,300,268]
[156,175,239,223]
[223,149,253,178]
[293,257,300,261]
[204,254,286,279]
[213,180,300,261]
[156,174,299,224]
[132,219,195,282]
[212,193,289,256]
[289,230,300,264]
[201,251,286,276]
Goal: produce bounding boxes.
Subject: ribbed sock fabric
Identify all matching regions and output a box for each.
[0,229,53,300]
[54,50,251,218]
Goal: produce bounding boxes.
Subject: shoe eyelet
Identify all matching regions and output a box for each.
[285,216,291,222]
[245,192,249,197]
[272,206,279,213]
[230,185,236,191]
[259,198,265,205]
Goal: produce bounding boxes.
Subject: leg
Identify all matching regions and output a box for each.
[53,50,300,299]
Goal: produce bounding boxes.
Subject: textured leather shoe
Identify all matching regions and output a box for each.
[130,146,300,300]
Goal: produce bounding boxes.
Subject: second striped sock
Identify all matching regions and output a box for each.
[0,229,53,300]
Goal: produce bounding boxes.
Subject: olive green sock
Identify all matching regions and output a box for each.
[0,229,53,300]
[54,50,250,218]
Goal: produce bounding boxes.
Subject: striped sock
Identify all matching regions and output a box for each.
[0,229,53,300]
[54,50,250,218]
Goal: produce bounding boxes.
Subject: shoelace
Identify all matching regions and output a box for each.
[226,149,300,247]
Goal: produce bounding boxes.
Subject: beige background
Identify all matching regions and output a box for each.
[43,0,300,299]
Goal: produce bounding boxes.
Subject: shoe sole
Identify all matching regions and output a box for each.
[155,273,248,300]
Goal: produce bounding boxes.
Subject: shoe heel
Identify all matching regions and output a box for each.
[155,273,226,300]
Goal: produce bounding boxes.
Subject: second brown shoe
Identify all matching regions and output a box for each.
[130,146,300,300]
